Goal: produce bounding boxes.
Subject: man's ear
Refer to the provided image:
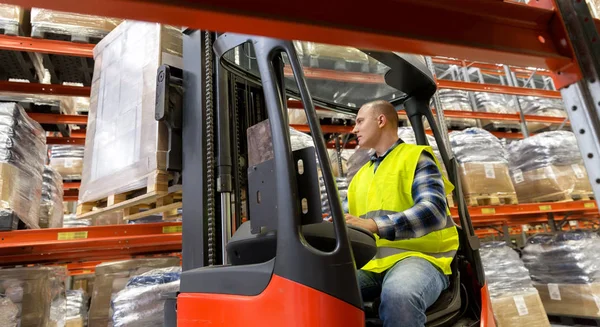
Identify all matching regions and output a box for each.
[377,114,386,128]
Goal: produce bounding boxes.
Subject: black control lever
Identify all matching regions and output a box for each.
[156,64,184,173]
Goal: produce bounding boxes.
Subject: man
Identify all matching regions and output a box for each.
[345,100,458,327]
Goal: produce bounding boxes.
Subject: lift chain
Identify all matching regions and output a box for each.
[233,77,244,228]
[204,31,216,266]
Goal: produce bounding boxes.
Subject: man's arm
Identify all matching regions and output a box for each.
[370,152,449,241]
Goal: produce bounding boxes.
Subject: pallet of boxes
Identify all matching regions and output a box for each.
[449,128,518,206]
[523,231,600,324]
[480,241,550,326]
[508,131,594,203]
[76,21,183,224]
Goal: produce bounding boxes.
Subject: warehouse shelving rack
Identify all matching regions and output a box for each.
[0,0,599,272]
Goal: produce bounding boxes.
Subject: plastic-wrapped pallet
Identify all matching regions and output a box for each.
[435,89,477,128]
[65,290,88,327]
[88,257,180,327]
[474,92,521,130]
[0,266,67,327]
[0,102,46,230]
[30,8,121,39]
[38,165,64,228]
[0,4,24,36]
[79,21,182,203]
[480,242,550,327]
[507,131,593,203]
[517,96,568,133]
[449,128,517,205]
[49,145,84,180]
[522,231,600,318]
[112,267,181,327]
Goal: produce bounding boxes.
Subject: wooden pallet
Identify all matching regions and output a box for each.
[571,191,595,201]
[76,171,181,222]
[524,191,574,203]
[464,193,518,206]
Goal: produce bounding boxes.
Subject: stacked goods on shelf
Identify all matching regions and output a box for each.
[30,8,121,40]
[49,145,84,180]
[88,257,180,327]
[0,266,67,327]
[449,128,517,206]
[78,21,182,218]
[112,267,181,326]
[507,131,593,203]
[62,213,91,228]
[30,8,123,86]
[522,231,600,318]
[480,242,550,327]
[38,165,64,228]
[435,89,477,129]
[0,102,46,230]
[517,96,568,133]
[0,5,46,83]
[474,92,521,131]
[65,290,88,327]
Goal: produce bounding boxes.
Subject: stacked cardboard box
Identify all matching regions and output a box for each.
[508,131,593,202]
[523,231,600,318]
[480,241,550,327]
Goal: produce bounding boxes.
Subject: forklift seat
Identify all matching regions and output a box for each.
[227,220,378,269]
[364,259,462,327]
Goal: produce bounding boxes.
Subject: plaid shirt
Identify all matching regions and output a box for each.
[349,139,450,241]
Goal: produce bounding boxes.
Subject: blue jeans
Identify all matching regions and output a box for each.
[358,257,449,327]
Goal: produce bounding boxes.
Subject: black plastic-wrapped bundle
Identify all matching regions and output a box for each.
[480,242,537,298]
[522,231,600,284]
[449,128,508,164]
[111,267,181,327]
[0,102,46,230]
[507,131,581,172]
[38,166,64,228]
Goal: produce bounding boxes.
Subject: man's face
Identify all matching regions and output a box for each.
[352,106,381,148]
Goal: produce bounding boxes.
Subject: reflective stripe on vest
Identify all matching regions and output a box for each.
[348,143,459,275]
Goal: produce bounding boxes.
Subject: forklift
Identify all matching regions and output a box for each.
[160,31,495,326]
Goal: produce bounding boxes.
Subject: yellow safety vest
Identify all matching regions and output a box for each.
[348,143,459,275]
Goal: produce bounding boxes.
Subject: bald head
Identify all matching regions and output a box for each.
[361,100,399,130]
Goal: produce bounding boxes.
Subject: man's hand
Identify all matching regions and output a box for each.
[345,214,379,234]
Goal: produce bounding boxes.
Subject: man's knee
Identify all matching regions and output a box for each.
[380,284,426,313]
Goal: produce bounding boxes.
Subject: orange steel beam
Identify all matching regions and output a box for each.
[0,35,94,57]
[63,189,78,199]
[27,113,88,125]
[0,222,182,265]
[63,181,81,189]
[47,137,85,145]
[437,80,562,98]
[2,0,576,74]
[70,130,86,138]
[0,81,90,97]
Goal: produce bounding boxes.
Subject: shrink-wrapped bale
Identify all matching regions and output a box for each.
[111,267,181,327]
[30,8,121,39]
[0,102,46,230]
[38,165,64,228]
[449,128,516,203]
[88,258,180,327]
[507,131,592,202]
[49,145,84,180]
[517,96,568,133]
[523,231,600,318]
[480,242,550,327]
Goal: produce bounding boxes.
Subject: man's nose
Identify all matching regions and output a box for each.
[351,126,358,134]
